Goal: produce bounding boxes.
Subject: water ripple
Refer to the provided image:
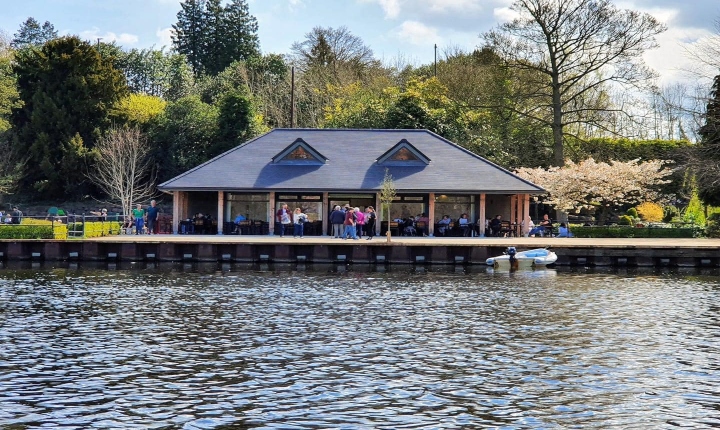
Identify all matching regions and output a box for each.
[0,265,719,428]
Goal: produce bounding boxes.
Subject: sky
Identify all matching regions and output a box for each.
[0,0,719,86]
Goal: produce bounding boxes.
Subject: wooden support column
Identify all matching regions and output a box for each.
[268,192,276,235]
[510,194,517,235]
[522,194,531,236]
[217,191,224,235]
[428,192,435,236]
[479,194,486,237]
[322,191,329,236]
[172,191,181,234]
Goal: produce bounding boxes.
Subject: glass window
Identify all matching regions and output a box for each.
[434,195,475,223]
[226,193,269,222]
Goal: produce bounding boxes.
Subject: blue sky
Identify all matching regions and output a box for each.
[1,0,718,85]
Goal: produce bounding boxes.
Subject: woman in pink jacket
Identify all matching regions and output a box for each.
[354,206,365,238]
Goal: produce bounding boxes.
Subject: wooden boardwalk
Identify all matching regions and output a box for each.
[90,234,720,249]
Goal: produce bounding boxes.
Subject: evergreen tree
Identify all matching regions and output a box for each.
[11,36,128,198]
[172,0,206,76]
[696,75,720,206]
[221,0,260,69]
[172,0,259,77]
[11,17,57,49]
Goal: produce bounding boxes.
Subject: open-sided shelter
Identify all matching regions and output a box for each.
[158,128,545,236]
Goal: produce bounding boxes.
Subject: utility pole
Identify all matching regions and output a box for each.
[290,66,295,128]
[434,44,437,77]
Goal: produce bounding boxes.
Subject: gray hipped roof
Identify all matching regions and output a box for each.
[159,129,544,194]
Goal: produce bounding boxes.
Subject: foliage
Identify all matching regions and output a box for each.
[682,189,706,227]
[112,94,167,127]
[482,0,666,166]
[618,215,633,226]
[172,0,259,77]
[571,225,698,238]
[626,208,638,218]
[11,36,128,199]
[705,213,720,238]
[0,45,21,133]
[0,217,68,239]
[515,158,674,223]
[69,221,122,238]
[11,17,57,49]
[578,137,689,163]
[150,95,220,181]
[116,47,193,100]
[692,74,720,206]
[88,127,157,218]
[635,202,663,222]
[291,26,379,85]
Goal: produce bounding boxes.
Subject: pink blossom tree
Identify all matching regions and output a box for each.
[516,158,673,224]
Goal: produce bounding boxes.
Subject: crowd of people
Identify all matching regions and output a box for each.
[328,204,377,240]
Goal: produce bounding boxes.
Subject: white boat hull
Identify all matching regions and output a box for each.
[486,248,557,268]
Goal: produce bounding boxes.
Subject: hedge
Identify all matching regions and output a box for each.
[67,221,123,238]
[571,226,700,238]
[0,221,68,239]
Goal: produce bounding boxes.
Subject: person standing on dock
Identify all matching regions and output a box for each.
[293,208,307,238]
[132,203,145,235]
[365,206,376,240]
[329,205,345,238]
[343,207,359,240]
[276,203,291,237]
[146,200,159,235]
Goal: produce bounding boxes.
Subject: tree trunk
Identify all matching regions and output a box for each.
[552,81,564,166]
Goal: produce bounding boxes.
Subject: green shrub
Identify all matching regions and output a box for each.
[0,225,55,239]
[571,226,699,238]
[663,205,679,222]
[636,202,663,222]
[626,208,638,218]
[706,213,720,238]
[618,215,633,225]
[67,221,122,238]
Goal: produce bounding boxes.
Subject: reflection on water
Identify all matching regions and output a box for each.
[1,262,719,429]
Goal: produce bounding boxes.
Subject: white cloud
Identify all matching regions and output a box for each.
[493,6,518,24]
[79,28,139,46]
[156,27,174,48]
[359,0,402,19]
[395,20,440,46]
[644,25,715,86]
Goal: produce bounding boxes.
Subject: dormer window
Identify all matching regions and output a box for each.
[377,139,430,166]
[272,138,327,164]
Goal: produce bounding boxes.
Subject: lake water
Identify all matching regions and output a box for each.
[0,262,719,429]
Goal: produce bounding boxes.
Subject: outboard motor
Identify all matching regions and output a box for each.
[506,246,517,263]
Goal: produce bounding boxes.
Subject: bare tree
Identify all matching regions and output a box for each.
[482,0,666,166]
[290,26,380,85]
[89,127,157,219]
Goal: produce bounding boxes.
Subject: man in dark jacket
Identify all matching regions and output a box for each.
[329,205,346,238]
[11,206,22,224]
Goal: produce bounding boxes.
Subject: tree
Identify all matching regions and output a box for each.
[149,95,219,182]
[515,158,673,223]
[172,0,205,76]
[482,0,666,166]
[291,26,379,85]
[117,47,193,99]
[89,127,156,219]
[693,74,720,206]
[11,17,57,49]
[0,33,21,133]
[11,36,128,198]
[172,0,259,76]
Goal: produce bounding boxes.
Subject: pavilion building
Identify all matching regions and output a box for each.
[158,128,544,236]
